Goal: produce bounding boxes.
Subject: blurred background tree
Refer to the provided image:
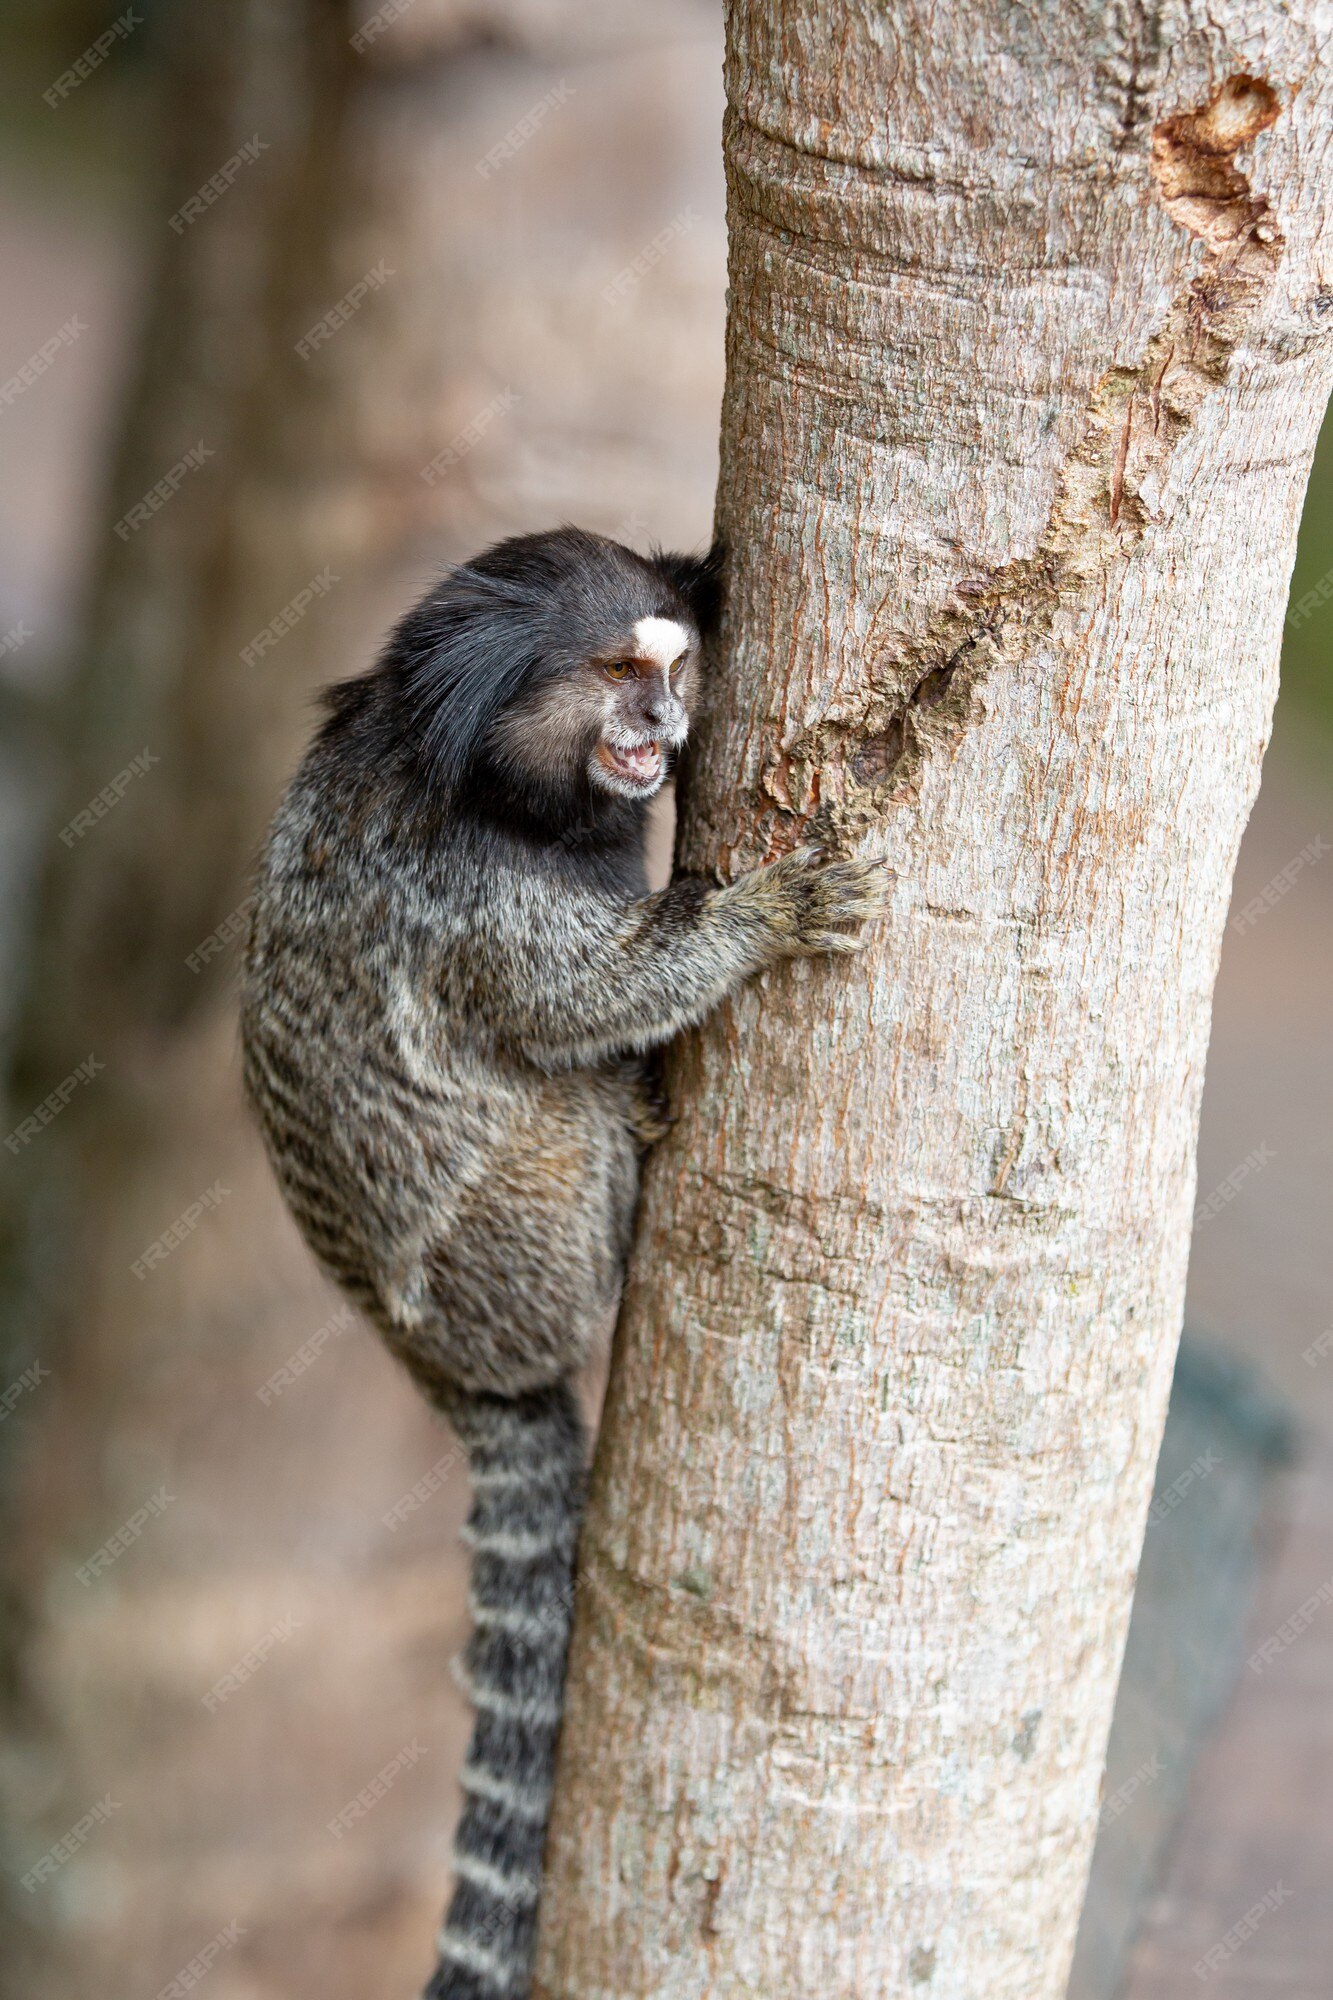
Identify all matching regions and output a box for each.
[0,3,725,1994]
[0,4,1330,1998]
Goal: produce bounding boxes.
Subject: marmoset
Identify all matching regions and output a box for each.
[239,527,886,1999]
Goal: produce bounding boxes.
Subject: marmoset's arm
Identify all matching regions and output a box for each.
[473,848,887,1066]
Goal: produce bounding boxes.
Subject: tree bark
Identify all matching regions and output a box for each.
[537,7,1333,1998]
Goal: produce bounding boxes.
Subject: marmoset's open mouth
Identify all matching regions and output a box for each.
[596,740,663,788]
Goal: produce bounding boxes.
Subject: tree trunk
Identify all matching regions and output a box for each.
[537,7,1333,1998]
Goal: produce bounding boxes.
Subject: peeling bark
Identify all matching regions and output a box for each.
[731,72,1293,836]
[537,6,1333,1998]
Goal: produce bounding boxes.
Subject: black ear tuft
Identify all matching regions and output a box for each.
[374,564,544,793]
[652,539,725,636]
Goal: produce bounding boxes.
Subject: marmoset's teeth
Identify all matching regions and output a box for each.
[597,739,663,786]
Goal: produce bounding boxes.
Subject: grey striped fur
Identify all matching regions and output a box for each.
[426,1384,584,1999]
[238,529,885,1996]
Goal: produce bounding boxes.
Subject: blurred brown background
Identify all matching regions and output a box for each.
[0,4,1328,1997]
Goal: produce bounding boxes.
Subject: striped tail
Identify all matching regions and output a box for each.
[424,1379,586,2000]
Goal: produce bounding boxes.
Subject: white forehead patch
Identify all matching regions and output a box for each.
[632,615,691,672]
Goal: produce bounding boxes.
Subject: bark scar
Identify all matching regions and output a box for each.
[755,74,1285,850]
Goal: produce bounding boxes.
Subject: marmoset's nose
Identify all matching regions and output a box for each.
[642,682,685,731]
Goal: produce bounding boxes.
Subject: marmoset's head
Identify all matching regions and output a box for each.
[367,528,722,815]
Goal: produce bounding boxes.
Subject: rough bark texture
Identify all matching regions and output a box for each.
[537,7,1333,1998]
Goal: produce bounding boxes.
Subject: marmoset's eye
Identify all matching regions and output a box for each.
[670,653,688,675]
[604,661,635,681]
